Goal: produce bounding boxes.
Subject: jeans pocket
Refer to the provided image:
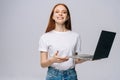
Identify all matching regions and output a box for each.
[46,69,59,80]
[69,70,78,80]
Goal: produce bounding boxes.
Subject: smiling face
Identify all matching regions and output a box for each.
[46,3,72,33]
[52,5,69,25]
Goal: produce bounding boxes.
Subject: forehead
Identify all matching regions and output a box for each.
[54,5,67,11]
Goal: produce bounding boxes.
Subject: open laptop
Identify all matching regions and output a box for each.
[69,30,116,60]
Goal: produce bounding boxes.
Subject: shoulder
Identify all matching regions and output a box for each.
[69,31,80,37]
[70,31,79,35]
[40,31,53,39]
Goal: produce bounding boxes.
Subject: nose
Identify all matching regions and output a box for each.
[59,12,62,16]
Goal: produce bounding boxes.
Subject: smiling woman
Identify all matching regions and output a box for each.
[38,3,87,80]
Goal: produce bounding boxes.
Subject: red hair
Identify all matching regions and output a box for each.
[45,3,72,33]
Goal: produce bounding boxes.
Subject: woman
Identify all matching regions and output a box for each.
[39,3,87,80]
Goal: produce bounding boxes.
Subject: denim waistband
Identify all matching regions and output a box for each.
[48,66,75,75]
[47,66,77,80]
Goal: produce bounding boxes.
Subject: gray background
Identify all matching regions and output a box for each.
[0,0,120,80]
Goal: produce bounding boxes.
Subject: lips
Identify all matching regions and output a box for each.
[57,17,64,20]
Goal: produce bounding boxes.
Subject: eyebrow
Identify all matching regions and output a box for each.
[54,9,67,12]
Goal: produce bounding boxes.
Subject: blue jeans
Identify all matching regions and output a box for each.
[46,66,78,80]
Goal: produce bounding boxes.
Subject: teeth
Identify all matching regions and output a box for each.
[57,18,63,20]
[57,17,64,20]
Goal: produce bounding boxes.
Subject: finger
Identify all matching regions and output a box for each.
[58,57,69,60]
[65,56,69,59]
[57,50,59,53]
[57,59,66,63]
[55,51,59,56]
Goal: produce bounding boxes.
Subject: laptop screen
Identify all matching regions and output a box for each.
[93,30,116,60]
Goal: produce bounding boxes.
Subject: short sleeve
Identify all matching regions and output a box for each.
[38,36,48,52]
[75,35,81,54]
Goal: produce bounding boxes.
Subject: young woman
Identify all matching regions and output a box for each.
[39,3,87,80]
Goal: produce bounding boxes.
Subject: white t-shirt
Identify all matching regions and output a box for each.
[38,30,81,70]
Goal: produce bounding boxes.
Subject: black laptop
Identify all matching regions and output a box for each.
[69,30,116,60]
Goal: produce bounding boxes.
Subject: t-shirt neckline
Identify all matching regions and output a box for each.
[52,30,71,34]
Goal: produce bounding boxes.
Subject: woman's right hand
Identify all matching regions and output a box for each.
[51,51,69,63]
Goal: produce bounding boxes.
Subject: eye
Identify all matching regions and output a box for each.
[63,11,67,14]
[62,10,67,14]
[55,10,59,13]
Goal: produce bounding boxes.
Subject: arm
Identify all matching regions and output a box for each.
[75,59,88,64]
[40,51,68,68]
[40,51,53,68]
[74,52,88,64]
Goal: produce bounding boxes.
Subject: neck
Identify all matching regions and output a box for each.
[54,24,67,32]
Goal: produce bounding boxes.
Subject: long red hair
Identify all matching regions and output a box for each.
[45,3,72,33]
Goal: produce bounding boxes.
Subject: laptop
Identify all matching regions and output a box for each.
[69,30,116,60]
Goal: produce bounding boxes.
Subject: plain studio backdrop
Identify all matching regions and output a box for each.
[0,0,120,80]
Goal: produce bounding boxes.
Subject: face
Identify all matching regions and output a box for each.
[52,5,69,25]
